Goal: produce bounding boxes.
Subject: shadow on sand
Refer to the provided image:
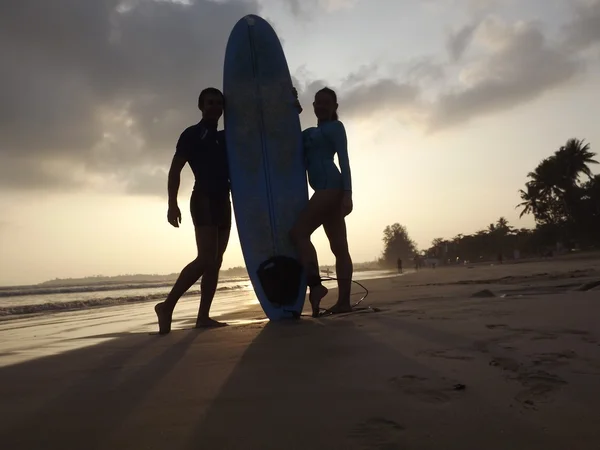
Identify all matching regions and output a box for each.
[0,327,201,449]
[0,307,563,450]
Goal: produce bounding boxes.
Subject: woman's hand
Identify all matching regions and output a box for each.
[292,86,302,113]
[341,191,353,216]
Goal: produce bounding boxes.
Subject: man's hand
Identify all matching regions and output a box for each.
[167,204,182,228]
[292,86,302,113]
[341,192,353,217]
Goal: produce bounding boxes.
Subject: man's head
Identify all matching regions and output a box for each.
[198,87,224,121]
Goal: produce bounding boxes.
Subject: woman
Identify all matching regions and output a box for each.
[291,87,354,317]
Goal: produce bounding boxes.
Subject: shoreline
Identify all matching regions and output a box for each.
[0,265,392,291]
[0,269,398,322]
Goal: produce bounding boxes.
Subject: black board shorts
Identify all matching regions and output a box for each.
[190,190,231,230]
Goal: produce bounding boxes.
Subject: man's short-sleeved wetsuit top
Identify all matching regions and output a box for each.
[174,120,231,228]
[174,119,230,195]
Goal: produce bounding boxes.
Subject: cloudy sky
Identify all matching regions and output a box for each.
[1,0,599,285]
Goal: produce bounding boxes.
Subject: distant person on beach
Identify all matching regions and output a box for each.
[397,258,403,274]
[292,87,354,317]
[154,88,231,335]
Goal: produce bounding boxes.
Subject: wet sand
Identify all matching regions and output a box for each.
[0,255,599,449]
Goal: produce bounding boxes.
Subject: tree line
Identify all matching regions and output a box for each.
[380,138,599,267]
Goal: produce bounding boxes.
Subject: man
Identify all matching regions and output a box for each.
[154,87,231,335]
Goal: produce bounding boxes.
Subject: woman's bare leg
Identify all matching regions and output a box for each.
[289,190,339,317]
[323,209,353,313]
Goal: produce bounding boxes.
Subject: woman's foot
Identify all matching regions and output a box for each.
[195,317,228,328]
[155,302,173,335]
[325,302,353,315]
[309,285,329,318]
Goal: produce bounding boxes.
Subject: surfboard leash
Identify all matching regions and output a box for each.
[318,276,370,308]
[282,276,371,318]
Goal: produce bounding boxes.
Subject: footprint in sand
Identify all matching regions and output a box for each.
[532,350,577,367]
[396,309,424,316]
[489,356,522,372]
[484,324,558,341]
[349,417,406,450]
[528,328,592,341]
[480,310,513,318]
[515,370,567,409]
[427,315,453,321]
[560,328,590,336]
[418,348,475,361]
[488,355,567,409]
[530,333,559,341]
[581,335,598,345]
[388,375,455,404]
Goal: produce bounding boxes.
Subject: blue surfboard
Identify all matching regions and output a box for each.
[223,14,308,320]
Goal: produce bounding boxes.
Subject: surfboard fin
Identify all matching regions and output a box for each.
[256,255,303,307]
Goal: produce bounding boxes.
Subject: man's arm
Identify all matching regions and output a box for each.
[167,130,190,228]
[168,154,187,207]
[169,129,191,206]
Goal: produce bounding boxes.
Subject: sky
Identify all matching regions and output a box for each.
[1,0,599,286]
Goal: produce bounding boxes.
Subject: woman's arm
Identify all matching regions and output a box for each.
[327,121,352,192]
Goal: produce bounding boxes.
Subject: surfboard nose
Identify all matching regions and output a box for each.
[236,14,275,32]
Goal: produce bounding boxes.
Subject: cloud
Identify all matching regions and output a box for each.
[563,0,600,52]
[0,0,257,194]
[428,17,582,130]
[1,0,598,197]
[423,0,507,15]
[341,80,421,119]
[294,15,583,131]
[447,23,478,61]
[278,0,358,16]
[293,72,425,132]
[124,166,173,196]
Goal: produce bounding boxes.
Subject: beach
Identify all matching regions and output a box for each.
[1,256,599,449]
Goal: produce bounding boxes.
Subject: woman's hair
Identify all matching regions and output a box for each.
[316,87,339,121]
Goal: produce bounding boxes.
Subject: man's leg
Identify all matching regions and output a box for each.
[155,225,219,335]
[196,225,231,327]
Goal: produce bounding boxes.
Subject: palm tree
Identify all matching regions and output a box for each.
[526,156,564,199]
[496,217,513,233]
[517,183,539,218]
[518,140,597,225]
[553,139,598,228]
[555,138,598,187]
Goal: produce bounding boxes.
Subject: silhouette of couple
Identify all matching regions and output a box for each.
[155,87,354,335]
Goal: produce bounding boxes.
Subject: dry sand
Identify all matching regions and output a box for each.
[1,255,599,449]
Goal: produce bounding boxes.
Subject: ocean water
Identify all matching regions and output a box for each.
[0,270,397,318]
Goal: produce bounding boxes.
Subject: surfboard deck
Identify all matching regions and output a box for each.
[223,14,308,321]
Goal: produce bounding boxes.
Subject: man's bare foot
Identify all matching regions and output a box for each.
[195,317,228,328]
[155,302,172,335]
[324,303,353,315]
[309,285,329,318]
